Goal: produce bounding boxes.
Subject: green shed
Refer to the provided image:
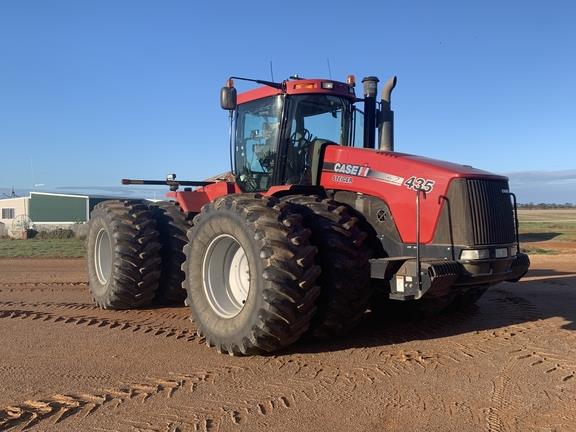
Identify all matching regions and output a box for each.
[28,192,120,224]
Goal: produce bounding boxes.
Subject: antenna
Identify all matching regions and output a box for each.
[326,58,333,79]
[269,61,275,82]
[2,186,19,198]
[29,155,35,188]
[229,76,282,89]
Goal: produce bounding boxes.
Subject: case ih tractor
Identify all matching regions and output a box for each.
[87,74,530,355]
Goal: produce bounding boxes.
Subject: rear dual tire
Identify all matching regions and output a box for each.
[87,200,162,309]
[149,201,194,304]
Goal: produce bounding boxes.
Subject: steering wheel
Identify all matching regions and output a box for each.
[291,128,314,147]
[286,129,315,183]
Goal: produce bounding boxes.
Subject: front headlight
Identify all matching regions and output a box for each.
[495,248,509,258]
[460,249,490,260]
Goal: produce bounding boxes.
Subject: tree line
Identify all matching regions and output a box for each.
[519,203,575,209]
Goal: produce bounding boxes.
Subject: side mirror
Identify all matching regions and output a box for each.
[220,86,237,110]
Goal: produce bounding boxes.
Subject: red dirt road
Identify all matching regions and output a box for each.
[1,256,575,431]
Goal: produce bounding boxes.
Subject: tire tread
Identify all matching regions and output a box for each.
[183,193,321,355]
[283,196,373,339]
[87,200,161,309]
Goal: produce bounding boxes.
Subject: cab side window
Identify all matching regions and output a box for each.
[235,96,282,192]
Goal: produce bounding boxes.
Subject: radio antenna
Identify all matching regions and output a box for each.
[326,58,333,79]
[269,61,275,82]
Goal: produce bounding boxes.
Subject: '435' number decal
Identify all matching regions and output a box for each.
[404,176,435,192]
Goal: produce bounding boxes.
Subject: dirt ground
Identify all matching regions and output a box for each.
[1,256,575,432]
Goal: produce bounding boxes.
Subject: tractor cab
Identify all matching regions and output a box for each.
[221,77,356,192]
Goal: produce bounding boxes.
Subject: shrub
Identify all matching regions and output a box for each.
[35,228,76,240]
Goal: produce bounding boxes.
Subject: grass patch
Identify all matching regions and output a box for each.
[517,209,576,222]
[518,221,576,242]
[518,211,576,254]
[0,238,86,258]
[521,247,559,255]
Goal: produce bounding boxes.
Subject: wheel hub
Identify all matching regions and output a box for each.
[202,234,250,318]
[94,228,112,285]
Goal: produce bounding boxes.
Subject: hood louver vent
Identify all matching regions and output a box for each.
[466,179,515,245]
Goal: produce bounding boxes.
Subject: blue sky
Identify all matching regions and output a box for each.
[1,1,575,202]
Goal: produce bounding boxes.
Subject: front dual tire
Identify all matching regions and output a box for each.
[183,194,322,355]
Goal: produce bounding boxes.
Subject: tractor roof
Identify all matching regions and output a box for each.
[237,78,356,105]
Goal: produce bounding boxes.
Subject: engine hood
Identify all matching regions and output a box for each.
[320,146,509,244]
[371,149,507,180]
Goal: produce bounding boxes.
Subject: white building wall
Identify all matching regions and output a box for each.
[0,197,29,227]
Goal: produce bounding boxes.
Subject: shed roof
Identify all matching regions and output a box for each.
[29,191,135,200]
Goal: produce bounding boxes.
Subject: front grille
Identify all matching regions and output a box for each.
[467,179,515,245]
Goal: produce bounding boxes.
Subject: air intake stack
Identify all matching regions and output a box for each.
[362,76,379,149]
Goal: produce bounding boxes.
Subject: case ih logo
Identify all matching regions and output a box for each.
[333,163,370,177]
[323,162,404,187]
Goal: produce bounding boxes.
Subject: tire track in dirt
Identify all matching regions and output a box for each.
[0,287,86,294]
[0,369,229,431]
[517,399,576,431]
[0,301,190,322]
[1,285,557,374]
[259,287,552,404]
[108,363,369,431]
[429,290,573,374]
[0,349,448,431]
[0,309,200,343]
[0,393,108,431]
[2,282,571,431]
[5,290,545,377]
[483,343,576,432]
[0,297,502,386]
[351,288,545,368]
[1,282,549,368]
[346,349,450,380]
[484,358,521,432]
[479,292,576,386]
[0,282,88,289]
[4,335,533,432]
[0,365,311,432]
[0,301,98,312]
[0,365,111,384]
[510,346,576,384]
[0,284,88,295]
[485,376,511,432]
[450,291,576,390]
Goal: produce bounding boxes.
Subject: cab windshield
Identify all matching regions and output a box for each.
[234,93,352,191]
[284,94,351,184]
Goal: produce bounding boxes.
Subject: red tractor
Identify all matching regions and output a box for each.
[86,74,530,355]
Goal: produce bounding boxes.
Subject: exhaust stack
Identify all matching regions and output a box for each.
[379,76,397,151]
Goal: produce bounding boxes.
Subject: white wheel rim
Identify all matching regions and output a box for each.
[95,228,112,285]
[202,234,250,318]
